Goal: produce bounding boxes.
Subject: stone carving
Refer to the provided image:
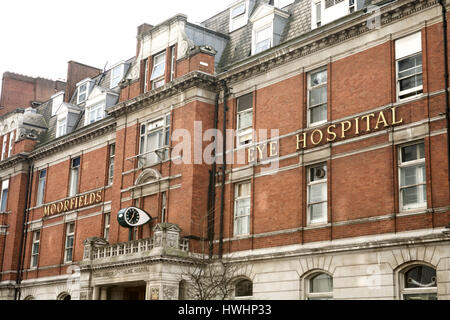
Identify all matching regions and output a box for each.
[151,287,160,300]
[163,286,177,300]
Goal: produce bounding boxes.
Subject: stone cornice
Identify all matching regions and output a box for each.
[218,0,438,84]
[0,153,30,170]
[107,71,220,118]
[29,118,117,161]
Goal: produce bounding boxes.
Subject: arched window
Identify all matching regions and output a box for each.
[235,278,253,297]
[306,272,333,300]
[400,265,437,300]
[57,292,71,300]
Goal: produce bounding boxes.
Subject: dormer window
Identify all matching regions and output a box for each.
[314,2,322,27]
[230,1,248,32]
[51,92,65,117]
[151,52,166,90]
[254,25,273,54]
[56,117,67,138]
[250,4,289,55]
[77,81,89,104]
[86,102,105,125]
[110,63,125,88]
[232,2,246,18]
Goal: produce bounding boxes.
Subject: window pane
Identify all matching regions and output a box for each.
[405,266,436,288]
[235,279,253,297]
[310,274,332,293]
[237,94,253,112]
[238,111,252,129]
[310,202,327,222]
[237,183,251,197]
[400,166,419,187]
[310,165,327,182]
[232,3,246,18]
[402,186,419,206]
[235,215,250,235]
[1,189,8,212]
[310,86,327,106]
[401,145,419,162]
[309,183,326,203]
[310,70,327,86]
[236,198,250,217]
[255,39,270,53]
[310,104,327,124]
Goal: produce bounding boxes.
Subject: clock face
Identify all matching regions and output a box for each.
[126,208,140,225]
[117,207,152,228]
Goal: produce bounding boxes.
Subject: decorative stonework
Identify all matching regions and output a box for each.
[150,287,160,300]
[163,285,177,300]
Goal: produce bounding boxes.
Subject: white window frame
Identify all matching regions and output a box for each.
[253,24,273,55]
[30,230,40,268]
[161,191,167,223]
[314,1,322,27]
[0,179,9,213]
[234,181,251,236]
[170,46,176,82]
[108,144,115,185]
[396,52,423,101]
[236,94,253,147]
[1,135,7,161]
[305,272,333,300]
[230,1,248,32]
[399,265,437,300]
[110,64,124,88]
[36,169,47,206]
[85,102,105,125]
[103,213,111,242]
[7,131,14,158]
[69,157,81,197]
[307,67,328,127]
[398,142,427,211]
[349,0,355,13]
[139,115,171,167]
[64,223,75,263]
[77,82,89,104]
[151,51,166,90]
[307,163,328,225]
[144,58,149,93]
[56,117,67,138]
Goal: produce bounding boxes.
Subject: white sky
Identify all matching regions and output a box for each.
[0,0,236,91]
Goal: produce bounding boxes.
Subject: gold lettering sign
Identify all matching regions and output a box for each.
[43,190,103,217]
[296,107,403,150]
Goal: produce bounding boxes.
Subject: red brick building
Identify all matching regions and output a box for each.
[0,0,449,300]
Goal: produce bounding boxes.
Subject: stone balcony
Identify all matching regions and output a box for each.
[81,223,189,267]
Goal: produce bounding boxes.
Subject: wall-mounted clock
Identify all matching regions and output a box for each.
[117,207,152,228]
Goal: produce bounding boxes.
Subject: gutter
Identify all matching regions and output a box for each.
[438,0,450,196]
[14,161,34,300]
[218,81,230,259]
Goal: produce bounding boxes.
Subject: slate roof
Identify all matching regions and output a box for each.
[33,57,134,147]
[201,0,311,72]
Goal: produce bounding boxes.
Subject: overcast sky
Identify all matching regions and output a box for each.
[0,0,236,91]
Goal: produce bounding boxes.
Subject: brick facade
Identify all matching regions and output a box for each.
[0,0,449,300]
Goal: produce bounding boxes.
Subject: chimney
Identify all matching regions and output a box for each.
[136,23,154,57]
[64,61,102,103]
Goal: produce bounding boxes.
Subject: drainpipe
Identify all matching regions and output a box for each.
[438,0,450,196]
[219,81,229,259]
[14,161,34,300]
[207,92,219,259]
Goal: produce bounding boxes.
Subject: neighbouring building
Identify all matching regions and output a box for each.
[0,0,449,300]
